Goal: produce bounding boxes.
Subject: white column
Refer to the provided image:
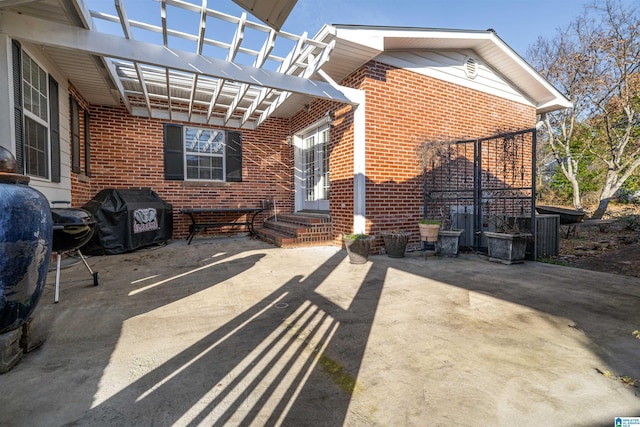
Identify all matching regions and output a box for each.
[342,87,366,234]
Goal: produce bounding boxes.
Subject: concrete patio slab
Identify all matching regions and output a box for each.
[1,237,638,426]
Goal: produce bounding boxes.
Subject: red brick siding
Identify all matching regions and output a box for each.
[77,59,536,250]
[68,85,93,205]
[361,61,536,252]
[83,104,291,240]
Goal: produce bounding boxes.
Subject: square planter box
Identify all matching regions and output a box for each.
[485,232,531,264]
[436,229,464,257]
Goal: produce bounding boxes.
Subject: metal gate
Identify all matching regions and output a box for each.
[422,129,536,253]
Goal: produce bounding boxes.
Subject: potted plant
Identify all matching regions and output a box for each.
[380,230,411,258]
[484,215,532,264]
[434,209,465,257]
[418,219,441,243]
[436,229,464,257]
[343,233,374,264]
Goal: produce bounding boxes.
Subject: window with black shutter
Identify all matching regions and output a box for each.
[164,123,184,180]
[12,41,60,180]
[226,130,242,182]
[70,97,80,174]
[12,40,23,175]
[49,76,60,182]
[84,110,91,177]
[163,124,242,182]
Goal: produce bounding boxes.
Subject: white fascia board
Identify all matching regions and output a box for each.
[0,10,352,104]
[330,25,571,113]
[332,27,385,52]
[484,32,572,111]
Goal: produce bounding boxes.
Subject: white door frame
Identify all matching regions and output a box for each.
[294,120,330,212]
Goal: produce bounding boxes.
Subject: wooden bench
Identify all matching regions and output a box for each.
[180,207,264,244]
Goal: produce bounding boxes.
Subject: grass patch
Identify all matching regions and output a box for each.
[318,354,361,395]
[538,257,569,266]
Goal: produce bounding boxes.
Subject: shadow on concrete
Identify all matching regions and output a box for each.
[62,245,386,425]
[1,237,638,425]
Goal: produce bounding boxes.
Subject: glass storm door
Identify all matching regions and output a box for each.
[300,126,330,211]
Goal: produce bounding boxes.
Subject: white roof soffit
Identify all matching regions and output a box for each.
[327,25,572,114]
[0,1,352,129]
[232,0,297,31]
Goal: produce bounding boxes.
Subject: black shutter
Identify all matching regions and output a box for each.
[49,76,60,182]
[12,40,23,175]
[84,109,91,177]
[225,130,242,182]
[164,123,184,180]
[70,97,80,173]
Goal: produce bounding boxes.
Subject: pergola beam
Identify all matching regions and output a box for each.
[115,0,152,117]
[0,10,351,105]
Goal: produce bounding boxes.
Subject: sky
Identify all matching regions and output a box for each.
[85,0,637,61]
[281,0,634,58]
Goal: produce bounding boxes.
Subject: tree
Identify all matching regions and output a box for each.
[528,0,640,217]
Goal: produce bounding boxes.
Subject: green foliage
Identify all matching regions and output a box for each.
[419,219,441,225]
[537,257,569,266]
[540,125,604,205]
[343,233,369,240]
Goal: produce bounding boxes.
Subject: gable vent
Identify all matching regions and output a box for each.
[464,56,478,79]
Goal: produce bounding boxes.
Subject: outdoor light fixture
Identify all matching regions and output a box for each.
[326,111,335,127]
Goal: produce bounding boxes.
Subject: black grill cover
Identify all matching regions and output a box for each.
[81,189,173,255]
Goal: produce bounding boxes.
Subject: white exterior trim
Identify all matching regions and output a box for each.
[340,87,367,234]
[293,114,335,212]
[376,50,536,108]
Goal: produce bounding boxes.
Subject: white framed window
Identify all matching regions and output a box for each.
[184,126,225,181]
[22,52,50,179]
[163,123,242,182]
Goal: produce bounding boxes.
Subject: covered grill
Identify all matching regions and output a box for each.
[50,203,99,303]
[82,189,173,255]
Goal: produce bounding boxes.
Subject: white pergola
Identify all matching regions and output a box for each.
[0,0,352,129]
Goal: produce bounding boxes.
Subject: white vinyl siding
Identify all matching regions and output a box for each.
[376,50,534,107]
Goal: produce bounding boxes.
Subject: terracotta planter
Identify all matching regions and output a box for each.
[343,235,373,264]
[436,229,464,257]
[485,232,531,264]
[418,223,440,242]
[381,232,410,258]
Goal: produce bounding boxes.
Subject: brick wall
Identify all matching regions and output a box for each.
[359,61,536,252]
[77,59,536,250]
[69,85,92,206]
[82,105,291,240]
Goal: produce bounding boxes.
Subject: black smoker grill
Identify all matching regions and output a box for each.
[51,203,99,303]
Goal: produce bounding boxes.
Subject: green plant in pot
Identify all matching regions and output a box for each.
[343,233,374,264]
[380,229,411,258]
[418,219,441,243]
